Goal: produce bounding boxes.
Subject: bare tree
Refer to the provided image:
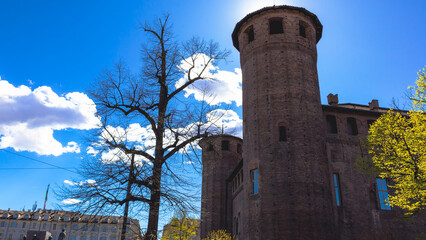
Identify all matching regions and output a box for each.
[60,15,230,240]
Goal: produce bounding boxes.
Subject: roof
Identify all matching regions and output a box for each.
[322,103,408,116]
[232,5,323,50]
[0,209,139,224]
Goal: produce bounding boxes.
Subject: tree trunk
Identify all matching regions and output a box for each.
[145,163,162,240]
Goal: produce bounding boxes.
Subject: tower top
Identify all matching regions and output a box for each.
[232,5,323,50]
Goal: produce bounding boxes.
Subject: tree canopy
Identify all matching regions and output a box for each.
[367,67,426,214]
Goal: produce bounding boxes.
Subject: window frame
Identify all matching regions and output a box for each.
[251,169,259,195]
[333,173,342,207]
[376,178,391,210]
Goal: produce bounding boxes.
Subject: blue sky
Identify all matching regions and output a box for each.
[0,0,425,232]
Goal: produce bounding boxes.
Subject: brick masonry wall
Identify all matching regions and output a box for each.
[236,7,336,240]
[199,135,242,239]
[324,108,426,240]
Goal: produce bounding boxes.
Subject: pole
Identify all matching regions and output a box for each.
[43,184,50,211]
[121,153,135,240]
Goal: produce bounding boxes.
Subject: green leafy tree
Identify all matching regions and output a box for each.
[367,67,426,215]
[161,211,198,240]
[202,230,232,240]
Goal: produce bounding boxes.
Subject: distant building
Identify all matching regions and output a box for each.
[0,209,141,240]
[200,5,426,240]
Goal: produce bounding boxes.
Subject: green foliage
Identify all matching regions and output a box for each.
[368,110,426,214]
[202,230,233,240]
[161,211,199,240]
[409,67,426,112]
[366,66,426,215]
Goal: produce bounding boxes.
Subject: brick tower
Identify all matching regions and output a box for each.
[199,135,243,238]
[231,6,336,239]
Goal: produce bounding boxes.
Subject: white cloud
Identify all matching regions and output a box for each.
[176,53,242,106]
[62,198,82,204]
[64,180,79,186]
[206,109,243,138]
[91,109,242,161]
[64,179,96,187]
[0,79,100,156]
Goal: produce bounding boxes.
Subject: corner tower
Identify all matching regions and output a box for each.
[232,6,335,239]
[199,135,243,238]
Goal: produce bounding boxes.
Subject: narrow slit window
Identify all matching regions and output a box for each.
[326,115,338,134]
[237,144,242,153]
[333,173,342,206]
[269,19,283,34]
[247,26,254,43]
[222,140,229,151]
[251,169,259,195]
[376,178,391,210]
[347,117,358,135]
[279,126,287,141]
[299,23,306,38]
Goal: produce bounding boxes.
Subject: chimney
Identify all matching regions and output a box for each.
[369,99,379,111]
[327,93,339,105]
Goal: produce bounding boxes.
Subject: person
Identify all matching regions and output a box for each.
[58,229,66,240]
[32,234,37,240]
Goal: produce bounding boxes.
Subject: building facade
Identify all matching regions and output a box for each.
[0,209,141,240]
[200,5,426,240]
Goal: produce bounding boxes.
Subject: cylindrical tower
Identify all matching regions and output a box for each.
[232,6,335,239]
[199,135,243,238]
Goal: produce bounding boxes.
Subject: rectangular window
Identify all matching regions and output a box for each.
[347,117,358,135]
[333,174,342,206]
[376,178,391,210]
[269,19,283,34]
[279,126,287,141]
[247,26,254,43]
[251,169,259,194]
[221,140,229,151]
[23,222,26,228]
[326,115,338,134]
[299,24,306,38]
